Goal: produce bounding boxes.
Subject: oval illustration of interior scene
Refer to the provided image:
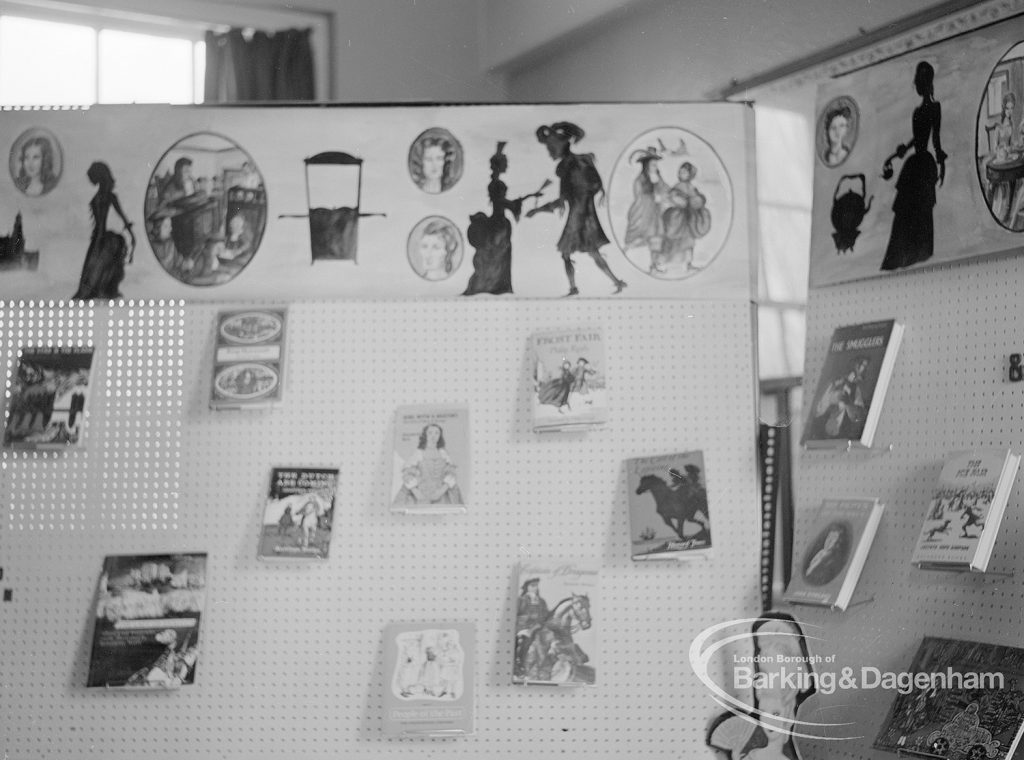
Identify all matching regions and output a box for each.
[145,132,267,286]
[609,127,733,280]
[407,215,464,281]
[219,311,283,345]
[816,96,859,168]
[213,362,279,402]
[9,126,63,197]
[977,42,1024,232]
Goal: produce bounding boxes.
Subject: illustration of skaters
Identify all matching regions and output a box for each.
[514,578,549,677]
[960,502,985,537]
[537,359,575,414]
[277,505,294,536]
[527,122,628,296]
[295,497,320,549]
[572,357,596,401]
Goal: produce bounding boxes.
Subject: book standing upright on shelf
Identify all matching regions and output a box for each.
[512,561,598,686]
[801,319,904,449]
[874,636,1024,759]
[381,621,475,737]
[86,553,207,689]
[626,450,712,560]
[531,328,606,433]
[257,467,339,561]
[782,498,884,611]
[911,449,1021,573]
[2,345,94,449]
[391,405,470,514]
[209,308,287,410]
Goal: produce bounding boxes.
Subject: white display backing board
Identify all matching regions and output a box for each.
[0,298,761,759]
[791,251,1024,759]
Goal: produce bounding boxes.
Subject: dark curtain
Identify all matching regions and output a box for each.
[205,27,315,102]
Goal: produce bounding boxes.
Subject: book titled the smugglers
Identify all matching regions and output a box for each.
[3,345,94,449]
[381,622,475,737]
[874,636,1024,759]
[910,448,1021,573]
[86,553,207,689]
[801,319,904,449]
[625,450,711,561]
[257,467,338,561]
[782,498,884,610]
[513,561,598,687]
[531,327,606,433]
[210,308,287,410]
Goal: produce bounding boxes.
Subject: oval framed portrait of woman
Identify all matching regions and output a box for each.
[800,520,853,586]
[144,132,267,287]
[407,127,463,194]
[976,41,1024,232]
[9,127,63,198]
[407,215,464,281]
[608,126,733,281]
[816,95,860,168]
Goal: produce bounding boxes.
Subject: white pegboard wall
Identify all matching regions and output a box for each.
[789,250,1024,759]
[0,298,761,760]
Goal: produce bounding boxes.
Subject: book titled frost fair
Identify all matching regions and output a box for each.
[209,308,287,410]
[911,449,1021,573]
[381,622,475,737]
[531,327,606,433]
[626,450,712,561]
[86,553,207,689]
[782,498,884,611]
[513,561,598,687]
[257,467,338,561]
[801,319,904,449]
[3,345,94,449]
[391,405,469,514]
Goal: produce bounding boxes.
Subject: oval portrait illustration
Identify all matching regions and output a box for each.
[213,362,279,401]
[9,127,63,197]
[609,127,733,280]
[219,311,283,345]
[977,42,1024,232]
[407,215,464,281]
[145,132,267,286]
[800,520,852,586]
[816,95,860,168]
[408,127,463,194]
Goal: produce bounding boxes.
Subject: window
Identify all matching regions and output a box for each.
[0,13,205,106]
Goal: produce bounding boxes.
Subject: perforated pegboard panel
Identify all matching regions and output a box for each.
[0,298,760,759]
[789,252,1024,758]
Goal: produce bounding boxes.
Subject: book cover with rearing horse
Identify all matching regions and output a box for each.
[513,561,598,687]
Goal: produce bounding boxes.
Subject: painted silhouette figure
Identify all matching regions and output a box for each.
[880,61,946,271]
[73,162,136,300]
[527,122,627,296]
[463,142,549,295]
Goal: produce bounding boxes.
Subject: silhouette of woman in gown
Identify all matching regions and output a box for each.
[880,61,946,271]
[73,162,136,300]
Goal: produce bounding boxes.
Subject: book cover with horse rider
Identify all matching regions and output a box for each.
[513,561,598,687]
[2,345,94,449]
[626,450,712,560]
